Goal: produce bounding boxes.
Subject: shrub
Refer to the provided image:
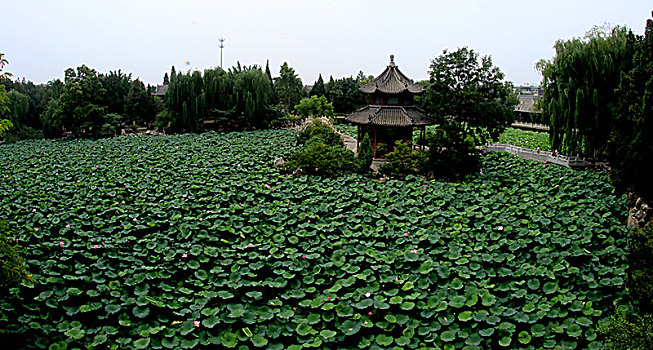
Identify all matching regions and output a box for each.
[358,133,373,172]
[0,221,33,290]
[294,95,334,119]
[626,223,653,312]
[380,140,427,177]
[426,123,479,180]
[597,311,653,349]
[297,118,343,147]
[284,140,359,177]
[375,143,389,158]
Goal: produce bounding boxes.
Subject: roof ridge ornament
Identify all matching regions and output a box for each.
[389,54,396,67]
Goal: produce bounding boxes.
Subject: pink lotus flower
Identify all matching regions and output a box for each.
[34,228,39,232]
[132,218,137,222]
[198,218,203,222]
[248,243,254,248]
[264,184,271,189]
[497,226,504,231]
[182,253,188,258]
[368,311,373,316]
[65,224,71,228]
[403,233,408,237]
[194,320,200,327]
[32,209,36,213]
[121,201,125,204]
[307,220,311,224]
[59,241,64,246]
[93,244,99,249]
[302,255,306,259]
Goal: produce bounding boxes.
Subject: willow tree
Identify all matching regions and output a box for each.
[538,25,632,156]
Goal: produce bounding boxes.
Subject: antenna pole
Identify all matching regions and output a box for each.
[218,38,225,68]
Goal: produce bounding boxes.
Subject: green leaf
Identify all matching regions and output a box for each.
[518,331,531,344]
[320,330,337,339]
[133,306,150,318]
[296,323,316,336]
[567,324,582,337]
[221,332,238,348]
[441,330,456,342]
[133,338,151,349]
[251,335,268,347]
[204,315,220,328]
[458,311,473,322]
[376,334,394,346]
[499,336,512,347]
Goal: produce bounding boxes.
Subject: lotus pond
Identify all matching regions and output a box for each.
[495,128,552,152]
[0,130,628,349]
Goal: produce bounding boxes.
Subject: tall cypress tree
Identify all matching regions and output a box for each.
[310,74,326,97]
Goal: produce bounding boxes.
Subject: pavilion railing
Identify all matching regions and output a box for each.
[486,143,589,168]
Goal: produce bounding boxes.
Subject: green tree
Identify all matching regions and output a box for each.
[0,53,13,136]
[274,62,304,112]
[608,14,653,199]
[380,141,427,178]
[309,74,326,97]
[426,123,480,180]
[125,79,159,125]
[51,65,108,138]
[294,95,334,118]
[324,76,366,114]
[101,69,132,115]
[358,132,373,172]
[423,47,517,142]
[539,25,632,156]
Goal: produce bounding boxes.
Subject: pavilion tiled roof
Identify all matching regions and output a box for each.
[359,55,425,95]
[345,105,433,127]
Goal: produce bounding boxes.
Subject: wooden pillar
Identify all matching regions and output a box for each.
[356,127,360,152]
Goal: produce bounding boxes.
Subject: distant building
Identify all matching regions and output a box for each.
[303,85,313,94]
[514,84,543,96]
[514,84,543,124]
[152,84,168,98]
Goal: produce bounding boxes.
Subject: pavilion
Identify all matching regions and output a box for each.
[345,55,433,156]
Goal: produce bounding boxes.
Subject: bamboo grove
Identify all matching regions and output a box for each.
[162,65,277,132]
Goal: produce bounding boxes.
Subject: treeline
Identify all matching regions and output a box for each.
[1,66,161,141]
[1,58,372,140]
[539,13,652,199]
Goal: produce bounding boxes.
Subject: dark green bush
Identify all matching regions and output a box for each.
[426,123,479,180]
[297,118,343,147]
[375,143,389,158]
[358,133,373,172]
[626,223,653,312]
[380,140,427,177]
[598,311,653,349]
[0,221,33,290]
[284,140,359,177]
[597,223,653,348]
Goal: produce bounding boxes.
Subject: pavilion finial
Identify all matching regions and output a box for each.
[390,54,394,63]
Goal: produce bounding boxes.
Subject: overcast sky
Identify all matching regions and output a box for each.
[2,1,651,87]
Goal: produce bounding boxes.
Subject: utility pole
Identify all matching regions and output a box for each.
[218,38,225,68]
